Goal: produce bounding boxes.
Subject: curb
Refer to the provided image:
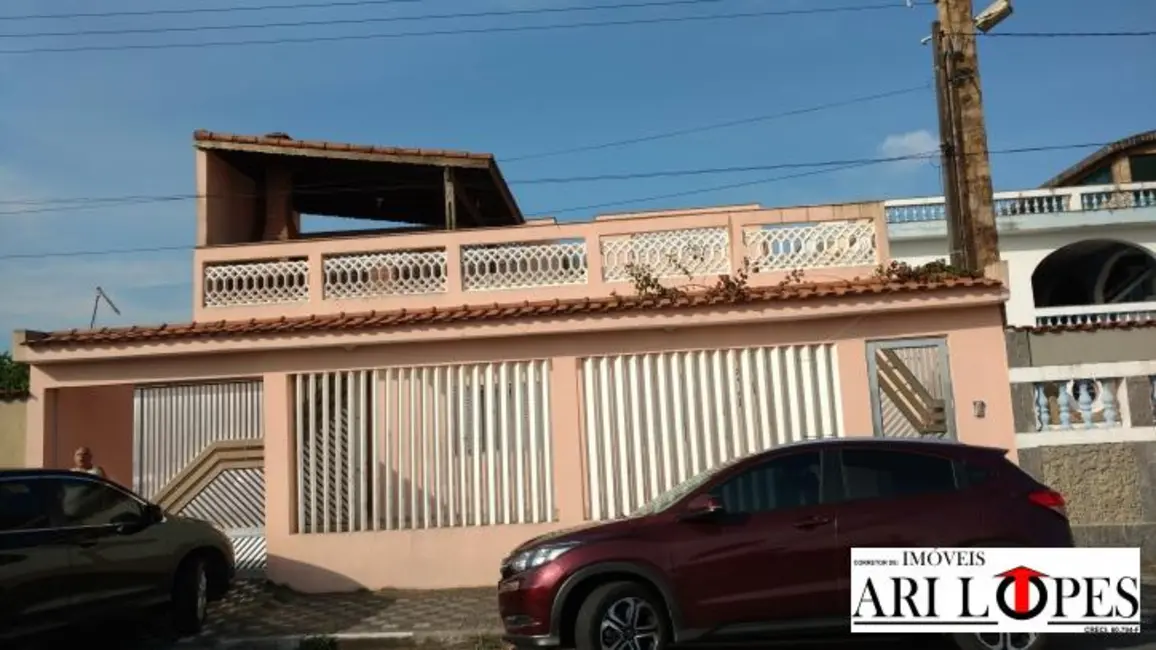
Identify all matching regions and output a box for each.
[167,630,506,650]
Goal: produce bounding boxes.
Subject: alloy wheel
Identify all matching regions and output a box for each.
[599,596,660,650]
[974,632,1039,650]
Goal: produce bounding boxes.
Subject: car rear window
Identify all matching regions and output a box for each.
[0,480,51,532]
[840,448,957,501]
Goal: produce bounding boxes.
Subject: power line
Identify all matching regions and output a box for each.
[0,82,934,214]
[0,0,749,39]
[0,4,926,55]
[983,30,1156,38]
[0,142,1110,260]
[0,0,439,21]
[0,141,1106,217]
[504,84,931,163]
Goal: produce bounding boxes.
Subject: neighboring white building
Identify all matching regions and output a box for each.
[886,130,1156,328]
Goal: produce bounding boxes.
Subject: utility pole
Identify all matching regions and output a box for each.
[933,0,1009,277]
[931,20,966,269]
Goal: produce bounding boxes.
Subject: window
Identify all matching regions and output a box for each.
[840,449,956,501]
[1077,166,1114,186]
[1130,154,1156,183]
[0,480,51,532]
[56,478,143,527]
[712,451,822,514]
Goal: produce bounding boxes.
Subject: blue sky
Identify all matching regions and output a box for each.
[0,0,1152,346]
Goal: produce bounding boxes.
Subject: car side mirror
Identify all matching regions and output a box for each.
[144,504,164,524]
[681,494,724,521]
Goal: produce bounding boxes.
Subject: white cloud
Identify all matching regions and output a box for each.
[878,129,939,173]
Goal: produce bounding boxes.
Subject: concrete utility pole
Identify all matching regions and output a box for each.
[933,0,1009,277]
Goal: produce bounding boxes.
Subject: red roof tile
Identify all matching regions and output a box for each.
[21,277,1002,349]
[193,130,494,162]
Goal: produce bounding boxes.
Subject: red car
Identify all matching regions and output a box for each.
[498,437,1072,650]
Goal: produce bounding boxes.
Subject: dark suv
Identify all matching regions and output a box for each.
[0,469,236,642]
[498,438,1072,650]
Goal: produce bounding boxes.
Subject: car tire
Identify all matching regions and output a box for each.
[171,556,210,637]
[950,632,1049,650]
[574,581,670,650]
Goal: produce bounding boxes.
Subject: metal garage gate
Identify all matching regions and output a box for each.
[132,380,266,574]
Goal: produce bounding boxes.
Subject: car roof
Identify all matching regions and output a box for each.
[762,435,1006,456]
[0,468,110,480]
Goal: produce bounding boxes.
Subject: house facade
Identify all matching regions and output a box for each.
[12,131,1018,592]
[888,130,1156,558]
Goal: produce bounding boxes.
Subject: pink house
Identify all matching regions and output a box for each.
[12,131,1017,592]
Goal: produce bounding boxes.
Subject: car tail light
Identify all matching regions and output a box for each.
[1028,489,1067,518]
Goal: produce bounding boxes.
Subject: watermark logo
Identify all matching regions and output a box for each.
[850,547,1142,634]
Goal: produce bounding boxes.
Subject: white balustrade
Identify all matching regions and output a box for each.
[202,258,310,307]
[462,239,587,291]
[324,249,448,299]
[600,227,730,282]
[743,219,875,273]
[884,181,1156,224]
[1010,362,1156,447]
[1034,301,1156,327]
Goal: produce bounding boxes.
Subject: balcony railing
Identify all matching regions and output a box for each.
[1010,361,1156,439]
[194,206,884,317]
[1034,301,1156,328]
[884,181,1156,224]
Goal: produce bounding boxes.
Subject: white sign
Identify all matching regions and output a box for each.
[850,547,1142,634]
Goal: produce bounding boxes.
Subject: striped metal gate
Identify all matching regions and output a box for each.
[133,380,266,573]
[866,338,955,439]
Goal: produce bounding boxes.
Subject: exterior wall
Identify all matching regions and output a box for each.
[1018,443,1156,557]
[50,385,135,486]
[193,201,888,323]
[1006,328,1156,559]
[196,149,258,247]
[25,300,1014,592]
[892,224,1156,327]
[0,397,26,468]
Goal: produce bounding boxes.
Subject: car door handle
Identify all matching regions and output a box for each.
[793,516,832,530]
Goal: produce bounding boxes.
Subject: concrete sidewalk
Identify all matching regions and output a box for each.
[109,576,1156,650]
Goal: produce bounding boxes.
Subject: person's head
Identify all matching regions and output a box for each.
[74,446,93,470]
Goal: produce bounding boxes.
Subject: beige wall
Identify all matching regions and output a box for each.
[0,398,26,468]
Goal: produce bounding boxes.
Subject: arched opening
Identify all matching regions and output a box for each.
[1032,240,1156,308]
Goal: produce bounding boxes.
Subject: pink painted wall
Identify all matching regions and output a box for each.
[22,291,1013,592]
[49,384,134,487]
[191,201,888,323]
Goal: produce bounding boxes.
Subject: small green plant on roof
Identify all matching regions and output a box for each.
[625,247,753,302]
[873,259,982,283]
[0,351,30,394]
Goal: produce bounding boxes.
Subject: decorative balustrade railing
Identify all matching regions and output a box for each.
[884,181,1156,224]
[198,212,882,311]
[1034,301,1156,328]
[1009,362,1156,439]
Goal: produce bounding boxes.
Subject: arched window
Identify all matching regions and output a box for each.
[1032,240,1156,308]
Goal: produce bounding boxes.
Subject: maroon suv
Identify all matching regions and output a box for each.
[498,437,1073,650]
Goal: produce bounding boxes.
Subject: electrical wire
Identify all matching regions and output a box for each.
[0,4,929,55]
[0,82,934,214]
[0,141,1107,216]
[0,0,762,40]
[0,141,1111,261]
[0,0,458,21]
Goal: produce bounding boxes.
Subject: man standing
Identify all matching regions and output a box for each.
[71,446,106,478]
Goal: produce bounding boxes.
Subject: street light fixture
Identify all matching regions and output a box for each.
[974,0,1013,33]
